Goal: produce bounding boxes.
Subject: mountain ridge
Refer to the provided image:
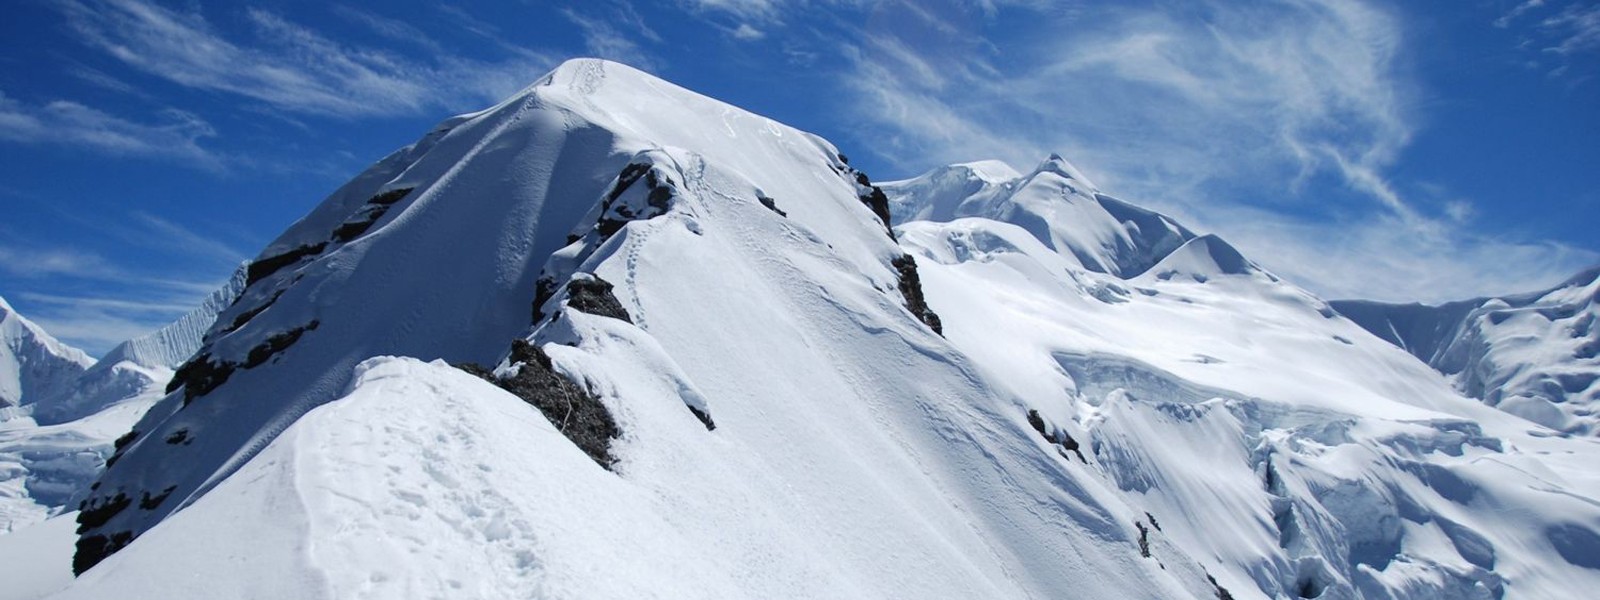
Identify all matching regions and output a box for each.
[32,59,1600,599]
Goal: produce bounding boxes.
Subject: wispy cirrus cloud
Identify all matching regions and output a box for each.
[0,90,220,168]
[54,0,555,119]
[0,212,242,354]
[560,2,665,72]
[724,0,1593,302]
[1494,0,1600,80]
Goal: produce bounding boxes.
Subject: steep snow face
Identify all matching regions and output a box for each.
[97,266,246,372]
[899,217,1600,599]
[1334,267,1600,435]
[882,155,1195,278]
[72,59,1220,597]
[0,297,93,409]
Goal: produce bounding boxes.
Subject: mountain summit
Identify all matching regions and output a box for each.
[0,296,94,409]
[49,60,1600,600]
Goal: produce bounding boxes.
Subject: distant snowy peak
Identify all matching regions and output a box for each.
[99,265,247,370]
[1334,265,1600,434]
[882,155,1195,278]
[1140,234,1262,282]
[0,295,94,408]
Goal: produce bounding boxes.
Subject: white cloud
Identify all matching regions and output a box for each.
[1541,2,1600,55]
[560,5,664,72]
[0,90,220,167]
[732,23,767,40]
[55,0,556,118]
[1496,0,1547,28]
[797,0,1594,302]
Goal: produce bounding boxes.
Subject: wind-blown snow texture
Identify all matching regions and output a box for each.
[1334,269,1600,436]
[48,60,1600,599]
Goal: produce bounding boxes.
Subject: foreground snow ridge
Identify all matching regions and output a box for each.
[38,59,1600,599]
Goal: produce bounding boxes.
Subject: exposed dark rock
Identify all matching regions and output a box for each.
[455,339,619,469]
[688,405,716,431]
[1136,521,1152,558]
[246,242,327,285]
[1145,512,1162,532]
[367,187,413,206]
[332,187,414,242]
[892,254,943,335]
[138,486,177,510]
[244,321,319,368]
[167,352,230,398]
[1026,409,1087,463]
[565,276,633,323]
[1206,574,1236,600]
[164,429,190,445]
[854,172,896,241]
[531,276,560,323]
[224,287,288,334]
[171,322,321,404]
[76,493,131,532]
[597,167,673,238]
[758,195,787,217]
[73,531,132,575]
[104,431,138,468]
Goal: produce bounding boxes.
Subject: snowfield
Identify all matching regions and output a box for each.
[1334,268,1600,436]
[4,59,1597,599]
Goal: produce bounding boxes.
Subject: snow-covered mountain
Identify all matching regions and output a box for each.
[885,155,1196,278]
[0,297,94,410]
[1,275,242,534]
[1332,267,1600,435]
[30,60,1600,600]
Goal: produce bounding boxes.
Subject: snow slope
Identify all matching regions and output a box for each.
[0,297,93,409]
[1334,267,1600,435]
[896,217,1600,598]
[53,60,1600,600]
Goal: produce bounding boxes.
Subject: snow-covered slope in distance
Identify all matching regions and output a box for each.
[1333,267,1600,435]
[883,154,1196,278]
[889,161,1600,598]
[96,267,247,373]
[68,59,1217,598]
[1,276,242,533]
[0,297,93,410]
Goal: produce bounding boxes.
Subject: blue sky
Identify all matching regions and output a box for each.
[1,0,1596,355]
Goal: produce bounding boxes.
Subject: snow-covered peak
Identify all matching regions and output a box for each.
[883,155,1196,278]
[1029,152,1098,189]
[70,58,945,574]
[1140,234,1261,282]
[0,295,94,408]
[884,160,1020,224]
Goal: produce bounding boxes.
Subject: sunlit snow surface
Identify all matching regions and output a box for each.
[1335,269,1600,436]
[32,60,1600,599]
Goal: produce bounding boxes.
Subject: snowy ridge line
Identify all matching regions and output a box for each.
[39,59,1600,600]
